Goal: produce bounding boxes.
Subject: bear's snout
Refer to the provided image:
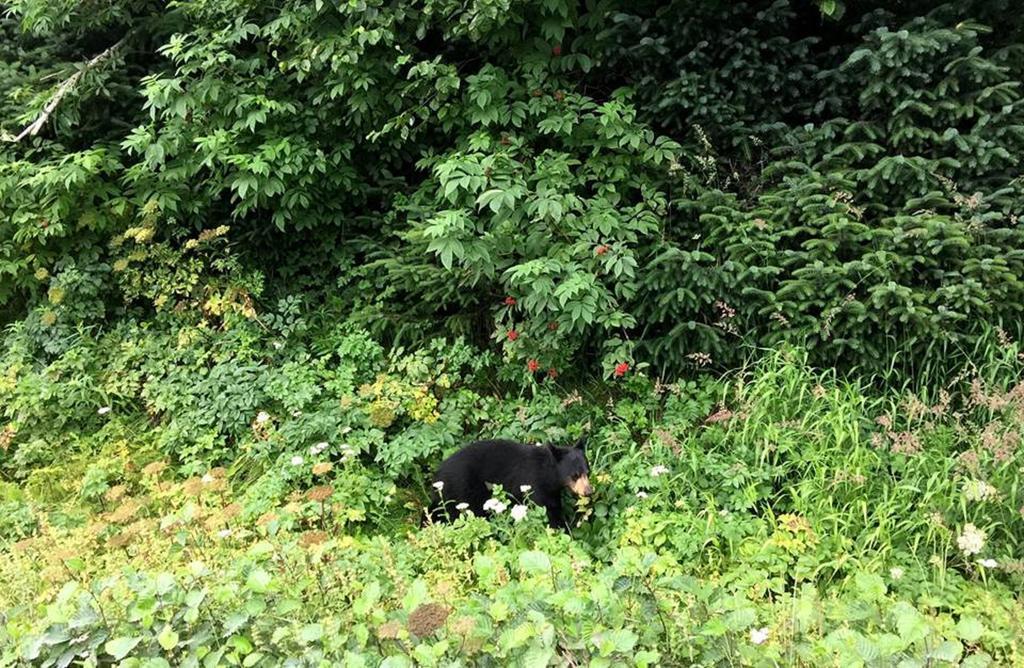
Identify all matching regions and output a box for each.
[569,475,593,497]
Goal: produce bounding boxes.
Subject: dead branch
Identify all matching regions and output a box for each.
[9,36,128,142]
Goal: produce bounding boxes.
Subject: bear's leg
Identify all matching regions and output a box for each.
[543,498,569,531]
[433,470,491,521]
[460,481,490,518]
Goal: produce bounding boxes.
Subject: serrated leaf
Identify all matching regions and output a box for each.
[246,568,272,593]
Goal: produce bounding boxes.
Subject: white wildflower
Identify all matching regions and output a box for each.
[650,465,670,477]
[635,491,649,499]
[98,406,112,415]
[750,627,769,645]
[455,502,469,511]
[272,341,284,350]
[216,529,232,539]
[957,523,986,556]
[290,455,304,466]
[201,473,214,484]
[889,567,904,580]
[310,442,329,455]
[256,411,271,424]
[978,558,998,569]
[432,481,445,492]
[510,505,529,522]
[482,498,507,514]
[963,479,999,502]
[519,485,532,494]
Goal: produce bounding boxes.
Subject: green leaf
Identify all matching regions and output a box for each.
[157,625,179,651]
[961,652,993,668]
[853,572,887,601]
[353,581,381,616]
[246,568,272,593]
[928,640,962,663]
[105,636,142,660]
[724,608,756,632]
[609,628,638,653]
[892,603,928,643]
[518,551,552,574]
[185,589,206,608]
[300,623,323,643]
[954,617,984,642]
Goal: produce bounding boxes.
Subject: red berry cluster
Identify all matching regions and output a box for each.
[501,297,559,380]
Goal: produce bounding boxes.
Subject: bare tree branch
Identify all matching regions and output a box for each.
[9,36,128,142]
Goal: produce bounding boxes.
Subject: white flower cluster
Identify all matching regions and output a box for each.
[956,523,986,556]
[483,498,508,514]
[340,443,356,463]
[962,479,999,502]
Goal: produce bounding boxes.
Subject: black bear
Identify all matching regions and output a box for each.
[428,437,593,530]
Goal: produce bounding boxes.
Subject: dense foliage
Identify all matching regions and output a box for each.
[2,0,1023,373]
[2,0,1024,666]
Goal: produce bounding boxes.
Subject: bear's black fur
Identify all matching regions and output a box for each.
[428,437,592,530]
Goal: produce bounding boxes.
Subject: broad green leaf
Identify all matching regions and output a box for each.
[157,625,179,651]
[518,550,551,574]
[105,636,142,660]
[246,568,272,593]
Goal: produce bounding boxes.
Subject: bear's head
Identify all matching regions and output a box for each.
[551,437,593,497]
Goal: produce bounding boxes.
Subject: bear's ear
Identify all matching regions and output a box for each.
[572,436,587,452]
[548,444,567,460]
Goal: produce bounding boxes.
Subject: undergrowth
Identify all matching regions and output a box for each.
[1,332,1022,666]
